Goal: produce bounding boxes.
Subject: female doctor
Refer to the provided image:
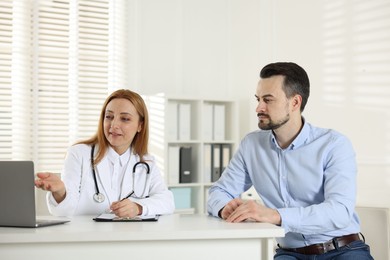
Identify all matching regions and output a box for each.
[35,89,175,218]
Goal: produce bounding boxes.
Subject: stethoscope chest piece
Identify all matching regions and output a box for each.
[93,192,105,203]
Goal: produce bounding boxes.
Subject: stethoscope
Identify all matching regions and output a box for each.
[90,144,150,203]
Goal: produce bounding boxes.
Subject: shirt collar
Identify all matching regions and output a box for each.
[290,118,310,149]
[107,146,131,166]
[271,117,310,150]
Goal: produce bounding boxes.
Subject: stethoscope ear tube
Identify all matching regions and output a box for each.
[91,144,105,203]
[132,161,150,174]
[131,161,151,199]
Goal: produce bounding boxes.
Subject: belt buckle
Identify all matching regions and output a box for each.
[332,237,340,250]
[319,240,335,254]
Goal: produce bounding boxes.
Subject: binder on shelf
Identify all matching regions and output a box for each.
[203,103,213,141]
[209,143,233,182]
[168,146,180,185]
[179,146,192,183]
[178,103,191,140]
[211,144,221,182]
[167,102,178,140]
[203,144,212,183]
[213,104,225,141]
[221,144,232,172]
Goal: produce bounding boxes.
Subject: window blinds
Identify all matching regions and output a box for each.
[0,0,128,172]
[0,0,14,160]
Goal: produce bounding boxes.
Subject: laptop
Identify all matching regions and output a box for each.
[0,161,70,228]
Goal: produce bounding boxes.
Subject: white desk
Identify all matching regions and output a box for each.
[0,214,284,260]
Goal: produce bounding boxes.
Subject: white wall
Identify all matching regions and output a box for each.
[127,0,264,131]
[127,0,390,210]
[264,0,390,209]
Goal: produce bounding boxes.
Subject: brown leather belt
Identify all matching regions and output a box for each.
[280,233,361,255]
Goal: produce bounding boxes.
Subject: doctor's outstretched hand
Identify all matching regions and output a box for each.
[221,198,281,225]
[34,172,66,203]
[110,199,143,219]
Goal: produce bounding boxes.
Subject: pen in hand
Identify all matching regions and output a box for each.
[106,191,134,213]
[111,191,143,217]
[120,191,134,201]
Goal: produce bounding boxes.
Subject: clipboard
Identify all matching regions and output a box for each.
[93,213,159,222]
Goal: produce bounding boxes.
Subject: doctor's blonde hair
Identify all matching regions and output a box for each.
[77,89,149,165]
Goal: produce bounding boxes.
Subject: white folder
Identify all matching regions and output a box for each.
[213,104,225,141]
[203,103,213,141]
[167,102,178,141]
[178,103,191,140]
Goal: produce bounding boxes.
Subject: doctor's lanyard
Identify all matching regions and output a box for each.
[90,144,151,203]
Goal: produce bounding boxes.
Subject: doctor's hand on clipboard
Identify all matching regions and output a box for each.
[109,198,142,219]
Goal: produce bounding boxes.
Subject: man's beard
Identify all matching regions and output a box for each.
[258,113,290,130]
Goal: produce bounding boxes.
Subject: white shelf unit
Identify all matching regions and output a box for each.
[146,94,239,214]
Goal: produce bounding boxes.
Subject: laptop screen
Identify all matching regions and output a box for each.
[0,161,39,227]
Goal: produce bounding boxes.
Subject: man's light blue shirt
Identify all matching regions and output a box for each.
[207,120,361,248]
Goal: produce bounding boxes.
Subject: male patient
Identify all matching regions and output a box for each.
[207,62,373,259]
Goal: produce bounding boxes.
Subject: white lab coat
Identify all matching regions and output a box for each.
[46,144,175,217]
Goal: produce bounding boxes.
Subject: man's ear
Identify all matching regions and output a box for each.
[292,95,302,111]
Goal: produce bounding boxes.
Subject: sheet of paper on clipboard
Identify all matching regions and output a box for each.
[93,213,159,222]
